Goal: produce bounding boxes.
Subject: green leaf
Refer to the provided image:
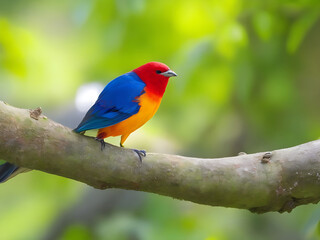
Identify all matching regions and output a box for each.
[253,11,274,41]
[287,6,320,53]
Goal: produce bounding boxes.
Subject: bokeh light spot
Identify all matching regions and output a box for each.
[75,82,104,112]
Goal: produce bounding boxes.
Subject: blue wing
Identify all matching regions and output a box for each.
[74,72,146,132]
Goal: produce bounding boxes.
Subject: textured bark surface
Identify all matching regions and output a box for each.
[1,101,320,213]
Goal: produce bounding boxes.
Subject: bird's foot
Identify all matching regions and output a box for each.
[95,138,106,151]
[133,149,146,162]
[119,143,146,162]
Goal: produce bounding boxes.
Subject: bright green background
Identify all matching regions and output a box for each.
[1,0,320,239]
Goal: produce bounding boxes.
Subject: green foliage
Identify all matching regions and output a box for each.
[61,225,92,240]
[1,0,320,239]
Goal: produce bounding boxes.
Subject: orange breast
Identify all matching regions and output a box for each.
[97,91,162,143]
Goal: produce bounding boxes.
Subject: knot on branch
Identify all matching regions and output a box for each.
[29,107,43,120]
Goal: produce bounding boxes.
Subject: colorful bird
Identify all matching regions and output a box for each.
[0,62,176,183]
[74,61,176,157]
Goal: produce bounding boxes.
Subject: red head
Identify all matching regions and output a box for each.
[132,62,177,97]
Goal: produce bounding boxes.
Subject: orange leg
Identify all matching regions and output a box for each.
[120,134,130,147]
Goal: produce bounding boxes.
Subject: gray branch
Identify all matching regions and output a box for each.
[1,101,320,213]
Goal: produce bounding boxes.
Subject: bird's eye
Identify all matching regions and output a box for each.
[156,70,162,74]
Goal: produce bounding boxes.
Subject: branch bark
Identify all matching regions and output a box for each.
[1,101,320,213]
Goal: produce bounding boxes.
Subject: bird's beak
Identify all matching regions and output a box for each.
[160,69,177,77]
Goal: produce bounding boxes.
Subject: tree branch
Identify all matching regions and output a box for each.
[1,101,320,213]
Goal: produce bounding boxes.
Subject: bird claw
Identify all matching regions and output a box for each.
[133,149,146,162]
[95,138,106,151]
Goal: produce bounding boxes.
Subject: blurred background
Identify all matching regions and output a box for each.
[1,0,320,239]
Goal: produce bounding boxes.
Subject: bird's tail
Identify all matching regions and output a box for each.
[0,162,19,183]
[73,127,86,135]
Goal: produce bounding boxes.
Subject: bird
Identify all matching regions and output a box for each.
[0,62,176,183]
[74,62,177,158]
